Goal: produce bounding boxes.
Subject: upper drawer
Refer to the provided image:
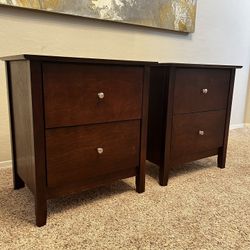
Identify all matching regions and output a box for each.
[43,63,143,128]
[173,68,231,114]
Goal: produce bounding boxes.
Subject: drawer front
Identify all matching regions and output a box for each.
[43,63,143,128]
[174,68,230,114]
[46,120,140,188]
[171,110,226,159]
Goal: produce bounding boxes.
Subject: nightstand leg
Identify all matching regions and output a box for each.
[136,166,145,193]
[13,167,25,190]
[35,196,47,227]
[217,147,226,169]
[159,162,170,186]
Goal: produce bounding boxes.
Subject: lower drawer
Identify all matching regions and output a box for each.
[46,120,140,188]
[171,110,226,159]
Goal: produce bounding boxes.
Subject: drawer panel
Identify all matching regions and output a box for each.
[46,120,140,188]
[171,110,226,159]
[43,63,143,128]
[174,68,230,114]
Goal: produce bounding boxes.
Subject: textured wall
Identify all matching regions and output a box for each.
[1,0,250,162]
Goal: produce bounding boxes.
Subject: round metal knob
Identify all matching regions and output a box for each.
[97,148,104,154]
[202,88,208,94]
[98,92,104,99]
[199,130,205,136]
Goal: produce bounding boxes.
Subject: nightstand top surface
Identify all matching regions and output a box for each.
[1,54,157,66]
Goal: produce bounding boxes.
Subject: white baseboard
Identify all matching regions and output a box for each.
[230,123,245,130]
[0,160,12,168]
[245,123,250,128]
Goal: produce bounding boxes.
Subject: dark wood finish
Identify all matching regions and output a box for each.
[7,60,47,226]
[48,168,136,199]
[161,67,176,186]
[155,63,242,69]
[43,63,143,128]
[136,66,150,193]
[6,62,25,190]
[171,110,226,158]
[2,55,150,226]
[147,64,242,186]
[8,61,37,193]
[218,69,236,169]
[147,67,167,166]
[171,148,219,167]
[46,121,140,188]
[29,61,47,227]
[1,54,156,66]
[174,68,230,114]
[147,66,175,186]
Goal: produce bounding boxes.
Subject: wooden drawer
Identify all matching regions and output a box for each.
[173,68,230,114]
[43,63,143,128]
[46,120,140,188]
[171,110,226,159]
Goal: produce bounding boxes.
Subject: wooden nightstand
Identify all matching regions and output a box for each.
[147,64,242,186]
[2,55,153,226]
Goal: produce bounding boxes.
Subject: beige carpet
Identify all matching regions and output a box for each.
[0,128,250,250]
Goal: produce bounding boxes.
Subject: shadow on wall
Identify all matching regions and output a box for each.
[0,60,11,163]
[0,4,193,47]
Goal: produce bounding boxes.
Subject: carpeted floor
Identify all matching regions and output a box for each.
[0,128,250,250]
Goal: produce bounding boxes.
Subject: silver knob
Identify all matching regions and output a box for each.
[98,92,104,99]
[202,88,208,94]
[199,130,205,136]
[97,148,104,154]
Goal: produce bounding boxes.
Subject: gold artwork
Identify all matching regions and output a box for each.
[0,0,197,32]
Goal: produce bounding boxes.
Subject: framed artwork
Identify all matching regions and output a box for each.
[0,0,197,32]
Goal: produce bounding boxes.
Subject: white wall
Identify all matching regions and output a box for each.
[1,0,250,162]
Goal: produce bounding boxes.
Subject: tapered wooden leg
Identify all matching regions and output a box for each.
[136,166,145,193]
[159,162,170,186]
[217,147,226,169]
[35,195,47,227]
[13,168,25,190]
